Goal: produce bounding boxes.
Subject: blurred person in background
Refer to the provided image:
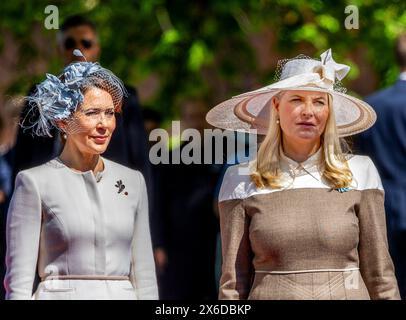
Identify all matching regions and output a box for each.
[0,98,23,299]
[142,108,162,147]
[0,109,9,300]
[355,33,406,299]
[141,108,168,276]
[156,99,220,300]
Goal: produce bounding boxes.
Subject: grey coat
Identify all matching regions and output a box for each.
[4,157,158,300]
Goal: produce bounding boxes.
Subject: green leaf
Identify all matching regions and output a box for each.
[162,29,181,44]
[187,40,212,71]
[316,15,340,33]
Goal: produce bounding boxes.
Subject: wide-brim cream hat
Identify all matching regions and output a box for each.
[206,48,376,137]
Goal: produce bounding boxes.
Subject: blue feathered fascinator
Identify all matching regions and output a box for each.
[23,50,127,137]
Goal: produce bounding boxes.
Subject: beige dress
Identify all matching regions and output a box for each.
[218,148,400,300]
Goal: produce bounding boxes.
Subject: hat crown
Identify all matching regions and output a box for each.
[276,49,351,89]
[280,59,321,81]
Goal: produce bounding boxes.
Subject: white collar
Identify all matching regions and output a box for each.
[399,71,406,81]
[280,146,322,170]
[279,145,323,183]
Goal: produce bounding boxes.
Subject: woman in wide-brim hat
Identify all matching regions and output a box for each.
[207,49,400,300]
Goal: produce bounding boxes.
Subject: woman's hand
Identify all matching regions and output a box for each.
[153,247,168,275]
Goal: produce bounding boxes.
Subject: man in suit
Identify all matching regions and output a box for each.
[355,33,406,299]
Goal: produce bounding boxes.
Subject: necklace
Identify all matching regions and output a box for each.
[299,165,320,181]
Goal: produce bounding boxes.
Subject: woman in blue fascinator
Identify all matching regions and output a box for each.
[4,51,158,300]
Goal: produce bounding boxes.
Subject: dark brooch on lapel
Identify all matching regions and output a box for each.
[335,187,351,193]
[115,180,128,195]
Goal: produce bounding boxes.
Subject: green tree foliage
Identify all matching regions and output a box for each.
[1,0,406,121]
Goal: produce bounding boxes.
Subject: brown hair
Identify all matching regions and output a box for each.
[79,76,123,113]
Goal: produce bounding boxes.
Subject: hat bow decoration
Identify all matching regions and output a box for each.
[313,49,350,89]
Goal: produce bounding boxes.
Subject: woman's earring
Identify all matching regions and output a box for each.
[63,133,67,139]
[276,118,280,124]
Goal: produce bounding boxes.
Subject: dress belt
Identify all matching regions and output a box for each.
[255,267,360,274]
[41,275,130,281]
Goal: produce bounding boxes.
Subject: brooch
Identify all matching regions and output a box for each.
[335,187,351,193]
[115,180,128,195]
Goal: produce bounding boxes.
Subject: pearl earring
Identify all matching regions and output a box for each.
[63,133,67,139]
[276,119,280,124]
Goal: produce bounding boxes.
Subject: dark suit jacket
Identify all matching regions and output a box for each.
[153,143,220,299]
[355,79,406,231]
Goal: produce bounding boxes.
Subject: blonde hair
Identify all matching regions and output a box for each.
[251,91,353,189]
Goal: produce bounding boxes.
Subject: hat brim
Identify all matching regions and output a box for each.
[206,86,376,137]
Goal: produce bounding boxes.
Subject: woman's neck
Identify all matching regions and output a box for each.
[59,142,103,174]
[282,137,321,163]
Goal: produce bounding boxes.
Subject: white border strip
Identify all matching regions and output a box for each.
[255,267,359,274]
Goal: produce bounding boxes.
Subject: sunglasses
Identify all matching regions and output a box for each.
[64,37,94,50]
